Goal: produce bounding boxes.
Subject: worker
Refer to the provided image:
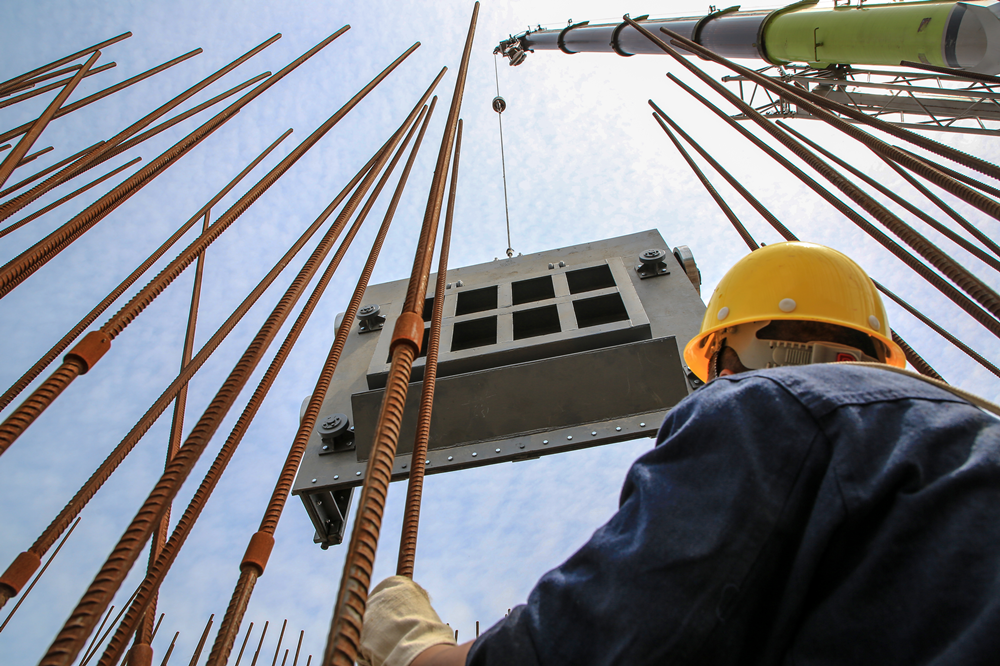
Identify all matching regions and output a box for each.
[358,242,1000,666]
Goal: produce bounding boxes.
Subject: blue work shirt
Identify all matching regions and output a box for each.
[466,364,1000,665]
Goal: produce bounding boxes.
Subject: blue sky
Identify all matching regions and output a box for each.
[1,1,998,665]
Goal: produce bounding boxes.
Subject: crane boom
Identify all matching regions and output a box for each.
[496,0,1000,74]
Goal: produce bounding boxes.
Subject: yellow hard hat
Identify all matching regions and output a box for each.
[684,242,906,381]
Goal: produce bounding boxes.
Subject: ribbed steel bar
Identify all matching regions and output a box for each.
[665,73,1000,340]
[0,64,83,98]
[397,118,463,578]
[0,157,141,239]
[652,24,1000,215]
[158,633,179,666]
[879,156,1000,261]
[895,145,1000,201]
[775,120,1000,271]
[875,280,1000,379]
[325,7,478,666]
[0,51,100,189]
[81,606,115,666]
[0,135,362,609]
[0,132,370,616]
[649,101,796,241]
[292,632,303,666]
[0,62,116,110]
[0,130,288,415]
[250,622,269,666]
[271,622,287,666]
[653,114,757,251]
[35,46,417,666]
[0,141,103,200]
[16,146,54,167]
[0,34,280,225]
[185,615,214,666]
[0,32,130,96]
[650,102,958,381]
[136,207,212,651]
[0,48,202,146]
[648,36,1000,333]
[100,92,429,666]
[890,330,944,380]
[79,586,141,666]
[207,85,440,666]
[149,613,164,642]
[0,29,362,457]
[233,622,254,666]
[0,518,80,634]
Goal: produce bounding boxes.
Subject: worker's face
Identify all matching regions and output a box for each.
[712,346,751,380]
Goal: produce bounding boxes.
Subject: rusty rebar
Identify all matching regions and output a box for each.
[35,46,419,666]
[0,48,202,146]
[251,622,269,666]
[79,585,141,666]
[0,129,288,413]
[325,7,478,666]
[0,51,100,189]
[652,114,757,251]
[650,103,959,379]
[0,157,141,239]
[16,146,54,167]
[0,518,80,633]
[891,330,944,380]
[5,131,367,588]
[82,606,116,666]
[0,62,116,110]
[774,120,1000,272]
[207,84,440,666]
[662,71,1000,340]
[894,145,1000,201]
[185,615,214,666]
[292,632,304,666]
[136,207,212,649]
[159,633,179,666]
[397,119,463,578]
[0,32,277,223]
[653,25,1000,216]
[234,622,254,666]
[649,102,795,241]
[272,621,288,666]
[875,280,1000,379]
[0,141,103,199]
[0,64,83,97]
[0,32,130,96]
[0,29,362,456]
[99,94,429,666]
[878,155,1000,261]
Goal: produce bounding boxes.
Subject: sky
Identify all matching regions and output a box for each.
[1,1,998,665]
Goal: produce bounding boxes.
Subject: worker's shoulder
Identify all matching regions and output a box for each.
[708,363,977,420]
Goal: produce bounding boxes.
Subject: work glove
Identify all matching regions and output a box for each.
[358,575,457,666]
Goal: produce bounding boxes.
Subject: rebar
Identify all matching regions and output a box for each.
[0,51,100,189]
[16,146,54,167]
[0,64,83,97]
[158,633,179,666]
[653,25,1000,216]
[0,518,80,633]
[879,156,1000,261]
[0,141,102,200]
[233,622,254,666]
[0,129,289,413]
[774,120,1000,272]
[891,331,944,380]
[99,94,428,666]
[0,28,363,455]
[652,114,757,251]
[649,102,795,241]
[325,6,478,666]
[0,157,141,239]
[292,632,304,666]
[271,621,287,666]
[186,615,214,666]
[250,622,269,666]
[207,82,440,666]
[895,145,1000,201]
[875,280,1000,379]
[0,62,116,110]
[0,32,276,224]
[661,66,1000,339]
[0,48,202,146]
[35,45,418,666]
[0,32,130,96]
[397,119,463,578]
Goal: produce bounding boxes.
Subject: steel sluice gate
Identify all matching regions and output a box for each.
[292,230,707,547]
